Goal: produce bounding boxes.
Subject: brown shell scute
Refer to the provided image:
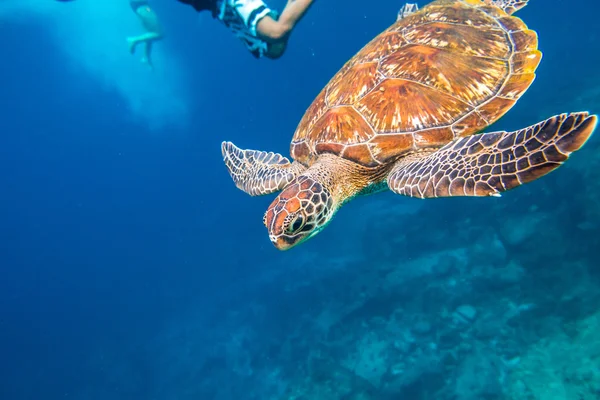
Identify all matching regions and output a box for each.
[291,0,541,167]
[379,44,508,105]
[294,89,326,143]
[326,62,381,106]
[511,50,542,74]
[356,79,470,133]
[403,23,510,58]
[350,33,409,66]
[311,107,375,144]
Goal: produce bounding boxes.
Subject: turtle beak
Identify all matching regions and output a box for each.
[270,235,295,251]
[270,229,320,251]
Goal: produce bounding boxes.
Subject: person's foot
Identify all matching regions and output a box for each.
[127,37,137,54]
[140,57,154,70]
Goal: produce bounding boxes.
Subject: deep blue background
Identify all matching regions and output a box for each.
[1,0,599,398]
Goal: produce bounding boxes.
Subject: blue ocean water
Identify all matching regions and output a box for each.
[1,0,599,399]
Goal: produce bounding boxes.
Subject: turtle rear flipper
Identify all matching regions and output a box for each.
[397,3,419,21]
[485,0,529,15]
[221,142,306,196]
[387,112,597,198]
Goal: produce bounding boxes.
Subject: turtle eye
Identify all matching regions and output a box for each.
[287,213,306,233]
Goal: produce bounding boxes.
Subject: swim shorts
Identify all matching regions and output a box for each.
[216,0,278,58]
[130,0,149,12]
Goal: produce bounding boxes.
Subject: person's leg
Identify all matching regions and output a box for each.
[141,41,154,68]
[127,37,139,54]
[255,0,314,42]
[127,32,161,54]
[128,4,163,60]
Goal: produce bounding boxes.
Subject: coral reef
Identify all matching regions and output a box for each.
[78,87,600,400]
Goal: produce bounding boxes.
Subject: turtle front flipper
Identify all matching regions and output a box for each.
[387,112,597,198]
[221,141,307,196]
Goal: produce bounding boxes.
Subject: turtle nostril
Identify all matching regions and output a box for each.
[269,235,277,243]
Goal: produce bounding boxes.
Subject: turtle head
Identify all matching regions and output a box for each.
[263,176,335,250]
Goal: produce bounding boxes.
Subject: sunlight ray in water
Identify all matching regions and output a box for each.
[0,0,190,130]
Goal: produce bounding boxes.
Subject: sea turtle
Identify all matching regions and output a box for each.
[222,0,597,250]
